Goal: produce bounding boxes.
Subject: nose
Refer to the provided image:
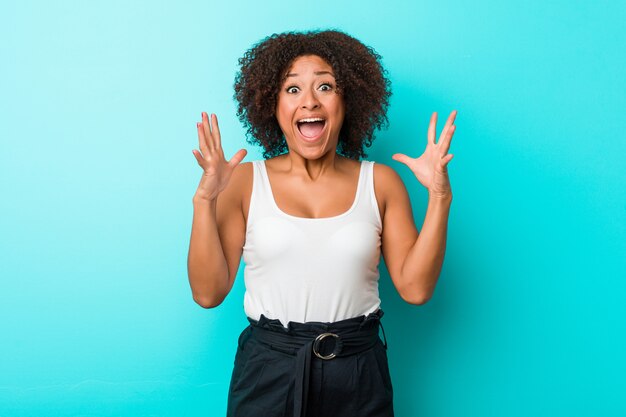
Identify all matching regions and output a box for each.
[301,87,320,110]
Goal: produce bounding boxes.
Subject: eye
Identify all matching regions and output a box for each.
[319,83,333,91]
[286,86,299,94]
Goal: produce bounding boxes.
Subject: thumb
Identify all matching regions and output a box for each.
[229,148,248,167]
[192,149,206,168]
[392,153,411,165]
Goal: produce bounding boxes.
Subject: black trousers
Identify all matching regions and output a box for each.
[226,308,394,417]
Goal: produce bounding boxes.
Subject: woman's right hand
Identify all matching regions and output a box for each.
[192,112,247,202]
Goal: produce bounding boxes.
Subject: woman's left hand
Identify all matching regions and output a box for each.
[392,110,457,199]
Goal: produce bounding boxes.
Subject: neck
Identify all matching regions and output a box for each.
[278,151,346,182]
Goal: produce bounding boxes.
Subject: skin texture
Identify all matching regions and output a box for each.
[190,33,457,307]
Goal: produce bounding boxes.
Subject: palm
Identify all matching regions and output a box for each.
[392,110,457,198]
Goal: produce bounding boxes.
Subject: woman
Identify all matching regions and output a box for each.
[187,30,456,417]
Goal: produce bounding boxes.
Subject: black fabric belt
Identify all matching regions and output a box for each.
[246,308,387,417]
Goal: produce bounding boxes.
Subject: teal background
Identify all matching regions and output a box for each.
[1,0,625,416]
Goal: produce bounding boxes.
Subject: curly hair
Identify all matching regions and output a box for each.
[233,29,392,160]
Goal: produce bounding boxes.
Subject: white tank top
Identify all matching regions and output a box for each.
[242,159,383,328]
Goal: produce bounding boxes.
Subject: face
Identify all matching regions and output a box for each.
[275,55,345,157]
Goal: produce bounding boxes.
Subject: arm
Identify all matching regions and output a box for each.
[187,198,229,308]
[378,166,451,305]
[399,194,452,304]
[187,165,247,308]
[187,112,247,308]
[382,110,457,304]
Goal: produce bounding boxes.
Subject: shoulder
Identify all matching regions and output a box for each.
[372,161,408,206]
[373,162,408,218]
[231,161,254,185]
[222,161,254,208]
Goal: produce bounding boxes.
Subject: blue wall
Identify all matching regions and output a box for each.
[1,0,624,416]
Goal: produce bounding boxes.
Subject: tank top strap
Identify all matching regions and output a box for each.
[360,160,383,229]
[246,160,276,228]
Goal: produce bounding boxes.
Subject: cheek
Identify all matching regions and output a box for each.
[276,109,296,137]
[333,105,346,127]
[332,97,345,119]
[276,99,295,118]
[275,105,289,126]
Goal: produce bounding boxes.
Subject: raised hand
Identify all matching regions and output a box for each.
[192,112,247,201]
[392,110,457,199]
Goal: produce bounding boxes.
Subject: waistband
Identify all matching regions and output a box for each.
[244,308,387,417]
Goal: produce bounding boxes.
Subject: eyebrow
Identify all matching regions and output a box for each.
[286,71,335,77]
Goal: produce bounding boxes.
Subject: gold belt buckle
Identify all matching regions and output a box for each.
[313,332,341,360]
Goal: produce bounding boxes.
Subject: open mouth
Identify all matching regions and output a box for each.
[296,118,326,141]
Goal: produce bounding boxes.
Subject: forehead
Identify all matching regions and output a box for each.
[285,55,334,76]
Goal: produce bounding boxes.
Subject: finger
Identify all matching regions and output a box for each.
[391,153,413,166]
[192,149,206,168]
[197,121,210,157]
[211,114,222,151]
[202,112,216,151]
[448,109,457,124]
[441,124,456,155]
[229,148,248,167]
[438,110,457,145]
[441,153,454,167]
[427,112,437,145]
